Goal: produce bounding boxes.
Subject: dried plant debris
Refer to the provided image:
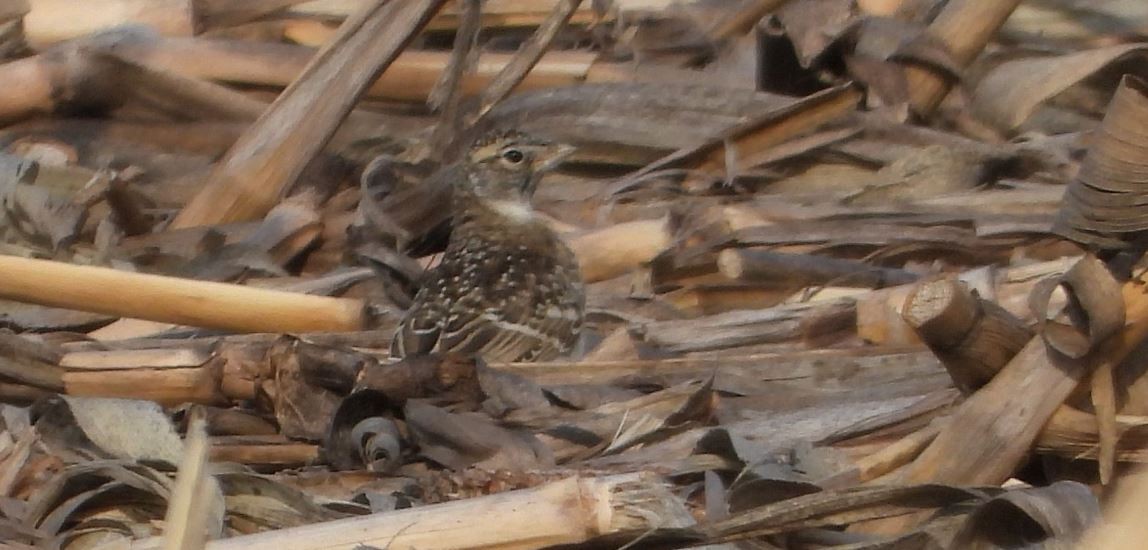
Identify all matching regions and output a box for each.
[972,44,1148,134]
[0,0,1144,548]
[949,481,1100,549]
[30,396,184,464]
[0,153,96,252]
[1054,75,1148,261]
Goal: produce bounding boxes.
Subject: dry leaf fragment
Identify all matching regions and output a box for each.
[508,379,714,462]
[476,362,552,415]
[476,82,799,164]
[613,83,862,193]
[31,396,184,465]
[1054,75,1148,260]
[542,383,644,409]
[844,145,1001,205]
[267,339,343,441]
[0,154,92,251]
[949,481,1099,549]
[774,0,858,68]
[0,299,115,334]
[24,461,173,542]
[708,483,994,540]
[1028,254,1123,359]
[405,400,554,471]
[972,44,1148,133]
[216,473,354,533]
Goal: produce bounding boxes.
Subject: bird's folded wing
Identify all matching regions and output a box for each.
[389,301,444,359]
[436,295,580,363]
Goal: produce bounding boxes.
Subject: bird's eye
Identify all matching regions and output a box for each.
[501,148,525,164]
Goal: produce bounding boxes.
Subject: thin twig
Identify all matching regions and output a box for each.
[430,0,484,157]
[474,0,583,119]
[171,0,449,228]
[162,407,215,550]
[428,0,482,112]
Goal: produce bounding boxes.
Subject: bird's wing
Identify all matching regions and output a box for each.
[391,239,584,363]
[436,269,582,363]
[389,274,450,358]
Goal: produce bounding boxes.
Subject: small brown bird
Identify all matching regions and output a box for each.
[390,131,584,363]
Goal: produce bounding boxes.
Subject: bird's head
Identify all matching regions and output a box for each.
[460,130,575,202]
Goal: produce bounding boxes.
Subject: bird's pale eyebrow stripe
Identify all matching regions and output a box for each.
[470,142,501,160]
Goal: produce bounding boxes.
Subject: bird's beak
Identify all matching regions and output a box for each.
[536,143,576,171]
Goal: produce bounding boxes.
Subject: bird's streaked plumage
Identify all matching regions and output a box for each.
[390,131,584,362]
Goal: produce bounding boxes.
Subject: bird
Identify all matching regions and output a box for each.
[389,130,585,363]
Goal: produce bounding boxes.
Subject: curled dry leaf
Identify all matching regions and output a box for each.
[1028,254,1124,359]
[972,44,1148,133]
[24,461,173,544]
[323,389,401,472]
[18,456,359,546]
[348,416,403,474]
[1054,75,1148,258]
[949,480,1100,549]
[30,396,184,465]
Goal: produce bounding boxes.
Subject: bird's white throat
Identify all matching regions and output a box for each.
[486,199,535,223]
